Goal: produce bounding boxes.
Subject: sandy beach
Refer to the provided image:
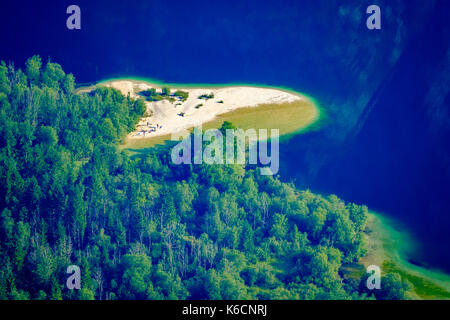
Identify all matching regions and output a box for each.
[97,80,316,140]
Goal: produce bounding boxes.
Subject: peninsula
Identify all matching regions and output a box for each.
[87,79,320,148]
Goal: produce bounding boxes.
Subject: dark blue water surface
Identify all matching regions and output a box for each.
[1,0,450,271]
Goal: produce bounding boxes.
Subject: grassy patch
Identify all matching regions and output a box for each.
[198,93,214,100]
[174,90,189,102]
[141,87,176,103]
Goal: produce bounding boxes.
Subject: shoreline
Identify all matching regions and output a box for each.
[95,76,316,98]
[78,78,322,149]
[360,211,450,299]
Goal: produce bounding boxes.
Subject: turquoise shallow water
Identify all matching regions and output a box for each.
[368,211,450,296]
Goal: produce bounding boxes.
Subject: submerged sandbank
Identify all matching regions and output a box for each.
[361,212,450,299]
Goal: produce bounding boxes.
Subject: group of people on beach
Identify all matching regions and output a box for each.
[135,122,163,136]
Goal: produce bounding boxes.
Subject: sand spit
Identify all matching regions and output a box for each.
[99,80,311,139]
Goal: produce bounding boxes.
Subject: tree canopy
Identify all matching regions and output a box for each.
[0,56,411,300]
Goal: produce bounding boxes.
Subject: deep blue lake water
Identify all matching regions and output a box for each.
[1,0,449,272]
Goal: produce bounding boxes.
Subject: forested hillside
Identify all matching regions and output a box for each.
[0,57,410,300]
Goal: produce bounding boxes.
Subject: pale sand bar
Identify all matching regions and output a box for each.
[97,80,319,143]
